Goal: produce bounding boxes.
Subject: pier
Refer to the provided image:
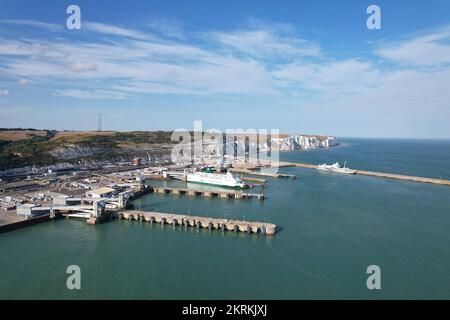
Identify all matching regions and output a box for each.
[240,177,266,185]
[117,210,277,235]
[148,185,265,200]
[229,168,296,179]
[279,161,450,186]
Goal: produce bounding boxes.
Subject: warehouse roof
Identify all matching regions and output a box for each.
[88,187,115,195]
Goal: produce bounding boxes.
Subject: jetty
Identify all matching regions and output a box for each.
[229,168,296,179]
[240,176,266,185]
[148,185,265,200]
[117,210,277,235]
[279,161,450,186]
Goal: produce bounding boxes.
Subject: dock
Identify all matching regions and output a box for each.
[279,161,450,186]
[148,185,265,200]
[241,176,266,185]
[229,168,296,179]
[117,210,277,235]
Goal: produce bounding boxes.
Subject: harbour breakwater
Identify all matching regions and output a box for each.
[117,210,277,235]
[280,162,450,186]
[150,185,265,200]
[0,214,51,234]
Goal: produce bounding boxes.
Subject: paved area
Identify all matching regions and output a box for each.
[0,210,26,227]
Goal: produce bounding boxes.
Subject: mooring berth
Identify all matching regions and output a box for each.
[116,210,277,235]
[149,185,265,200]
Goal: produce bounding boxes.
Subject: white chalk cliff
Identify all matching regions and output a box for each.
[268,135,338,151]
[199,135,338,155]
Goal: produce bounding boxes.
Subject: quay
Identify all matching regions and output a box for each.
[117,210,277,235]
[279,161,450,186]
[240,176,266,185]
[0,214,51,234]
[148,185,265,200]
[229,168,296,179]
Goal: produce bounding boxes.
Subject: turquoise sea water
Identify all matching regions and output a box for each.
[1,138,450,299]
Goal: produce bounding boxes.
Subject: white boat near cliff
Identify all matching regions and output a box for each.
[317,161,357,174]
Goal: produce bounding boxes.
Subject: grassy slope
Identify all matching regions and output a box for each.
[0,129,174,170]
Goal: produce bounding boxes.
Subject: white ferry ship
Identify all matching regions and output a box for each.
[186,168,249,188]
[317,161,357,174]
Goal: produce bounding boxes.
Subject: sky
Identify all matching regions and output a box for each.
[0,0,450,138]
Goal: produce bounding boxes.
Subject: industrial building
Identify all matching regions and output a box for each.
[86,187,117,198]
[16,203,43,218]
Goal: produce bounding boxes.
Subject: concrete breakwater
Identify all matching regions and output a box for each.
[229,168,295,179]
[279,161,450,186]
[117,210,277,235]
[0,214,51,234]
[148,185,265,200]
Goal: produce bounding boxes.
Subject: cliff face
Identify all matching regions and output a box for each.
[269,135,338,151]
[49,145,107,159]
[47,133,337,160]
[200,135,338,156]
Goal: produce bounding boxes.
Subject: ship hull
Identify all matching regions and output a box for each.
[317,167,356,174]
[186,173,248,189]
[186,180,249,189]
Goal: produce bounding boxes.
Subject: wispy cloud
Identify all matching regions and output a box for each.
[212,29,321,59]
[0,19,62,31]
[67,62,98,72]
[375,26,450,66]
[55,89,129,100]
[84,21,153,41]
[18,79,29,85]
[147,18,184,39]
[0,90,9,96]
[272,59,380,95]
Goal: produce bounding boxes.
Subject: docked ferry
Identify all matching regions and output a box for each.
[186,168,249,188]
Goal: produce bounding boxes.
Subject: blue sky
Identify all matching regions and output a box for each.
[1,0,450,138]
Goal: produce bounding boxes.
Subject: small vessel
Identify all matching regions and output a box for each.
[317,161,356,174]
[186,167,249,188]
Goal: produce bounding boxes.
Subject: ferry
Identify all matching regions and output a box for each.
[317,161,357,174]
[186,167,249,188]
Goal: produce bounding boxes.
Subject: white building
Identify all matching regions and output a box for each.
[86,187,116,198]
[16,203,42,217]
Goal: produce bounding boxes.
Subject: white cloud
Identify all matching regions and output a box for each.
[0,90,9,96]
[84,22,153,40]
[67,62,98,72]
[18,79,29,85]
[147,19,184,39]
[273,59,380,95]
[213,30,321,59]
[55,89,129,100]
[0,19,62,31]
[375,26,450,66]
[0,27,278,96]
[0,39,54,56]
